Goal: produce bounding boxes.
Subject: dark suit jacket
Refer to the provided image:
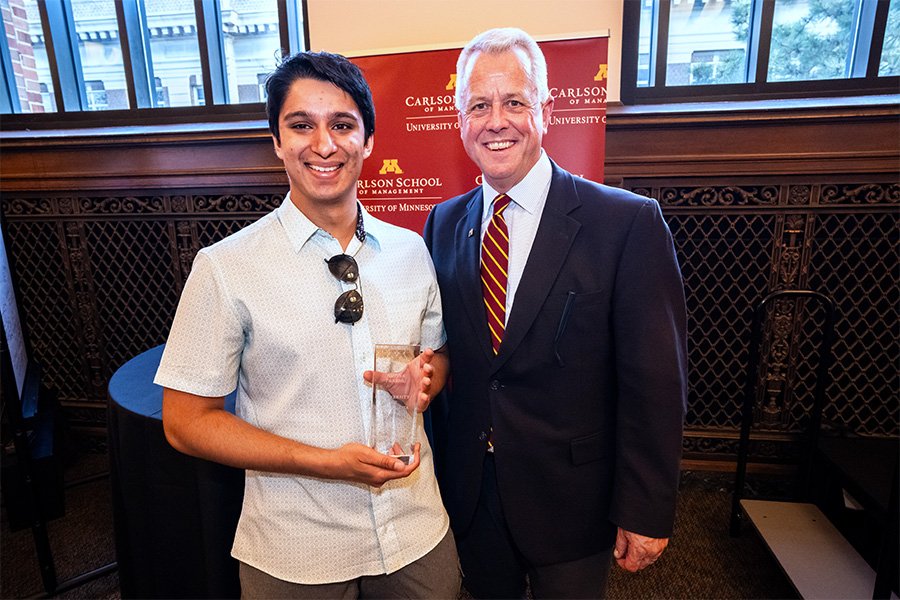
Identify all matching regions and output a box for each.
[423,161,688,567]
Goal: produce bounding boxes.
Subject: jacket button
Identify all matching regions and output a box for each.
[490,380,501,390]
[478,431,488,441]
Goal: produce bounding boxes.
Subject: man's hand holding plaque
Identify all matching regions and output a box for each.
[364,344,435,465]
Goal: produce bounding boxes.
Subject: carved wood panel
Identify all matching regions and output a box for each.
[2,182,897,460]
[629,180,899,461]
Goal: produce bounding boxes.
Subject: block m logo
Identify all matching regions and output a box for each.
[379,159,404,174]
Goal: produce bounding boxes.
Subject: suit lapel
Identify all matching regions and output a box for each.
[454,188,495,362]
[494,164,582,371]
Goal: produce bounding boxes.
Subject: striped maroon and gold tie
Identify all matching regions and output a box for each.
[481,194,513,354]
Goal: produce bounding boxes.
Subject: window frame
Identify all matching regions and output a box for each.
[621,0,899,104]
[0,0,309,128]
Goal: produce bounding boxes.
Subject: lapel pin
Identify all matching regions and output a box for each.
[467,228,474,238]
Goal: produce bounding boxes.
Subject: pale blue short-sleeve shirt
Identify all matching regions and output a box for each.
[154,195,448,584]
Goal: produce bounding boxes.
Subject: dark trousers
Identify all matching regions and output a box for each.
[456,454,613,599]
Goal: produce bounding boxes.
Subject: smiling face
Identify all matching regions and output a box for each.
[458,49,553,194]
[273,77,373,213]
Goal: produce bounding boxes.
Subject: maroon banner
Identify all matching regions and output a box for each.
[352,36,608,234]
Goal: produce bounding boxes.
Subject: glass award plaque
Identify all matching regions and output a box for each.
[370,344,420,464]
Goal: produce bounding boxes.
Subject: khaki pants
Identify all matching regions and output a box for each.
[240,529,461,599]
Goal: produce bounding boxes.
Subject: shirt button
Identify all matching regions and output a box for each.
[490,380,501,390]
[478,431,488,441]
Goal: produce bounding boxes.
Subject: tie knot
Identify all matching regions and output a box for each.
[493,194,512,216]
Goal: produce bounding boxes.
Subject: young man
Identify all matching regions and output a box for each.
[424,28,688,598]
[156,51,459,599]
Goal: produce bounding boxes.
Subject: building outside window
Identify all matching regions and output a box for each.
[220,0,280,104]
[1,0,306,119]
[665,0,751,86]
[189,73,204,106]
[71,0,129,110]
[84,78,108,110]
[690,49,745,85]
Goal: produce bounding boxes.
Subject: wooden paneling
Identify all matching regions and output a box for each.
[0,126,286,191]
[605,100,900,182]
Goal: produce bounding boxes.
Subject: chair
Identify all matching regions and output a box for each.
[730,289,898,599]
[1,221,117,596]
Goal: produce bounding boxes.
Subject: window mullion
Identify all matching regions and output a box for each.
[299,0,310,51]
[619,0,641,103]
[0,27,21,113]
[40,0,85,112]
[748,0,775,85]
[277,0,290,56]
[281,0,307,55]
[653,0,670,89]
[847,0,872,78]
[195,0,227,105]
[117,0,153,108]
[863,0,889,78]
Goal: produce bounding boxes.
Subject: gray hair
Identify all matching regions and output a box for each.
[455,27,550,111]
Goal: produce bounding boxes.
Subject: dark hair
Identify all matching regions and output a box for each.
[265,51,375,143]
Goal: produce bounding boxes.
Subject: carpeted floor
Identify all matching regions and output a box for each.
[1,449,119,599]
[606,471,796,599]
[1,450,797,599]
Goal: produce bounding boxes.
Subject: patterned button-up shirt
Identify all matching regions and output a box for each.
[155,195,448,584]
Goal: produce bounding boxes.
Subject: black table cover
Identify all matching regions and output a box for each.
[108,345,243,599]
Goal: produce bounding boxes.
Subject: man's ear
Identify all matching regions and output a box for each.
[363,134,374,159]
[541,96,554,134]
[272,134,284,160]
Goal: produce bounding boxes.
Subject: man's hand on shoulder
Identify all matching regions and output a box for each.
[613,528,669,572]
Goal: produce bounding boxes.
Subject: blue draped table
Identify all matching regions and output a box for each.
[108,345,243,599]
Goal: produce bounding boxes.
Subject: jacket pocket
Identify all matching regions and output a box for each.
[569,431,609,465]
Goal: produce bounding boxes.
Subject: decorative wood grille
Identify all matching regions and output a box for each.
[630,181,899,460]
[2,181,897,459]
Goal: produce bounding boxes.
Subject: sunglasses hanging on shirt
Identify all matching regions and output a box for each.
[326,254,364,324]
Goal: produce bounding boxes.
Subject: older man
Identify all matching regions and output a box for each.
[424,28,688,598]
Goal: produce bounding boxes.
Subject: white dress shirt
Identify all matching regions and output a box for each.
[481,150,553,324]
[154,195,448,584]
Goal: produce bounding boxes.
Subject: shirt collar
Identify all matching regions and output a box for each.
[481,150,552,219]
[277,193,383,254]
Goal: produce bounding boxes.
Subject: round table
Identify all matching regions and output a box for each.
[108,345,243,599]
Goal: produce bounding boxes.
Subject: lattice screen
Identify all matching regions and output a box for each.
[633,181,899,459]
[2,182,897,459]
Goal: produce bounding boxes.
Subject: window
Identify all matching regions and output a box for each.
[0,0,309,125]
[690,49,745,85]
[143,0,203,108]
[768,0,859,82]
[72,0,129,110]
[667,0,750,86]
[220,1,281,104]
[189,73,204,105]
[84,78,108,110]
[1,0,57,113]
[878,0,899,75]
[255,71,268,101]
[622,0,900,103]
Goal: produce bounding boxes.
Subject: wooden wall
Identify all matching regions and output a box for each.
[1,98,897,462]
